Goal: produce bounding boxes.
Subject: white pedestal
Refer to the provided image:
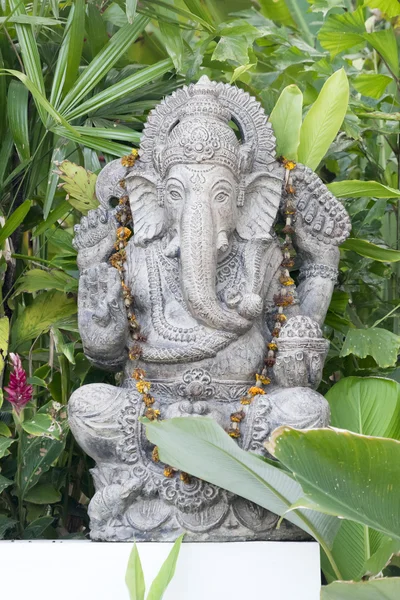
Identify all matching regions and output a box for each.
[0,540,321,599]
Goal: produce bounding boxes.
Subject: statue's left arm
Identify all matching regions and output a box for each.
[288,165,351,325]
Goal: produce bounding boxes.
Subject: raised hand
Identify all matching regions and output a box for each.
[78,263,128,365]
[73,208,117,270]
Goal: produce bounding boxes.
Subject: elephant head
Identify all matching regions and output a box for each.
[125,77,283,335]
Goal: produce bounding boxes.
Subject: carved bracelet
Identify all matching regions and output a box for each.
[298,263,339,283]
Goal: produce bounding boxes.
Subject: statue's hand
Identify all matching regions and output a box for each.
[292,214,339,266]
[78,263,128,363]
[73,208,117,270]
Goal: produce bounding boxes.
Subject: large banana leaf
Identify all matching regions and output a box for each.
[321,578,400,599]
[145,416,342,577]
[268,427,400,542]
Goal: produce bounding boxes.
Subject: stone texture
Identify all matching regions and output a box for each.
[69,76,351,541]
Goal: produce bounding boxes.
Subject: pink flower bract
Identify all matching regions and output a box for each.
[4,353,32,413]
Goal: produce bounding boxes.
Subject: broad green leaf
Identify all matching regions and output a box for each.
[145,417,340,553]
[353,73,392,99]
[59,17,150,116]
[158,10,183,72]
[327,376,400,439]
[0,474,12,494]
[321,578,400,599]
[318,8,365,57]
[268,427,400,542]
[0,422,11,437]
[24,483,61,504]
[12,290,77,346]
[211,23,260,65]
[125,544,145,600]
[22,516,54,539]
[341,238,400,262]
[64,59,173,121]
[259,0,296,27]
[57,161,99,214]
[325,376,400,580]
[22,414,60,439]
[7,80,30,161]
[0,200,32,245]
[0,316,9,376]
[364,29,399,76]
[86,2,109,59]
[269,85,303,160]
[1,70,77,135]
[298,69,349,170]
[340,328,400,368]
[43,137,71,218]
[327,179,400,198]
[146,534,184,600]
[13,269,77,297]
[0,516,16,539]
[19,432,65,498]
[32,200,71,238]
[364,0,400,18]
[182,0,214,27]
[0,438,15,459]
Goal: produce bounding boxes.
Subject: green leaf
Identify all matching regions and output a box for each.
[12,290,77,346]
[13,269,77,297]
[0,422,12,437]
[318,8,365,57]
[43,137,71,218]
[364,0,400,18]
[25,483,61,505]
[1,70,77,135]
[59,17,150,116]
[321,578,400,599]
[230,63,256,83]
[0,316,9,377]
[327,376,400,439]
[353,73,392,99]
[64,59,173,121]
[298,69,349,170]
[269,85,303,161]
[158,20,184,72]
[340,328,400,368]
[325,376,400,580]
[50,0,86,108]
[341,238,400,262]
[32,200,71,238]
[146,535,184,600]
[22,516,54,539]
[7,80,30,161]
[0,474,13,494]
[125,544,145,600]
[364,28,399,76]
[51,127,133,157]
[8,0,46,122]
[57,161,99,214]
[22,414,60,439]
[0,515,16,539]
[0,200,32,245]
[126,0,138,24]
[145,417,340,549]
[19,432,65,498]
[0,438,15,459]
[269,427,400,542]
[327,179,400,198]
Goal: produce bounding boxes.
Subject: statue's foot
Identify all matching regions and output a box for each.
[244,386,330,455]
[68,383,129,463]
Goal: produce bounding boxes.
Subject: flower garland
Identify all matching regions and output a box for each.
[111,149,187,481]
[227,157,297,439]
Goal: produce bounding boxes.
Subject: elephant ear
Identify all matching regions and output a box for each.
[236,170,283,241]
[125,169,165,247]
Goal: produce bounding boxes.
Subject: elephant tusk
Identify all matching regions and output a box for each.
[217,230,229,254]
[164,235,180,258]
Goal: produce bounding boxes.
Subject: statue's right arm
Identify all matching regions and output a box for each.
[73,208,129,372]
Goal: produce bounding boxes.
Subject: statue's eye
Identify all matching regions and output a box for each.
[215,191,229,203]
[169,190,182,201]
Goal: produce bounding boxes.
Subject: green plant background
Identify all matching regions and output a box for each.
[0,0,400,595]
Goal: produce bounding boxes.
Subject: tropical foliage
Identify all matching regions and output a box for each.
[0,0,399,596]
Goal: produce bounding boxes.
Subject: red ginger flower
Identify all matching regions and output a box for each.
[4,353,32,413]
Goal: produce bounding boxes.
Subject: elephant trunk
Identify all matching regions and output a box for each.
[180,198,251,334]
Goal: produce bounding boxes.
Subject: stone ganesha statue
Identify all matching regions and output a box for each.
[68,76,351,541]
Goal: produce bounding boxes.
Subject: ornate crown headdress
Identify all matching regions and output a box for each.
[138,75,277,180]
[278,316,330,352]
